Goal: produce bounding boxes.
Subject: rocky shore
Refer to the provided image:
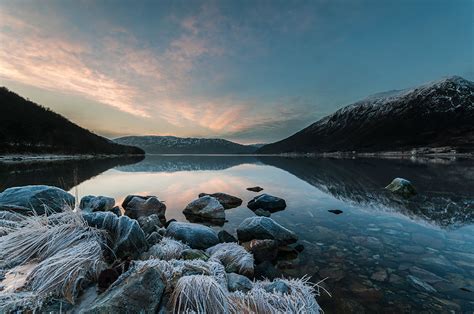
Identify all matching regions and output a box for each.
[0,184,327,313]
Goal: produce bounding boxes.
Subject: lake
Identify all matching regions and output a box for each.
[1,155,473,312]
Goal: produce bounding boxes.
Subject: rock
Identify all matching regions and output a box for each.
[351,236,383,250]
[371,269,387,282]
[83,211,148,259]
[237,217,297,244]
[328,209,343,215]
[183,196,225,220]
[319,267,345,282]
[146,232,162,246]
[409,266,446,284]
[206,242,254,276]
[79,195,115,213]
[110,206,122,217]
[254,261,281,279]
[227,273,253,292]
[407,275,437,292]
[242,239,279,263]
[385,178,417,198]
[165,221,219,250]
[137,214,163,235]
[294,244,305,252]
[247,186,263,192]
[247,194,286,212]
[254,208,271,217]
[0,185,74,215]
[198,193,243,209]
[86,265,165,313]
[389,274,403,284]
[218,230,237,243]
[141,238,189,260]
[264,280,291,294]
[181,249,209,261]
[122,195,166,220]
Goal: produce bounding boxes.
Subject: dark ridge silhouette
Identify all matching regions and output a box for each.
[258,76,474,154]
[0,155,144,192]
[114,136,261,154]
[0,87,144,155]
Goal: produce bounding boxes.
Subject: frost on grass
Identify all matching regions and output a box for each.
[0,208,107,312]
[206,242,254,277]
[141,237,190,260]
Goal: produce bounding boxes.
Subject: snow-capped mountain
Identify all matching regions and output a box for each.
[114,136,260,154]
[258,76,474,154]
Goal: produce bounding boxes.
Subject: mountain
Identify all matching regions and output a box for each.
[258,76,474,154]
[114,136,261,154]
[0,87,144,155]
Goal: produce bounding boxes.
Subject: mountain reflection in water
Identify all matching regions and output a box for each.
[1,155,473,312]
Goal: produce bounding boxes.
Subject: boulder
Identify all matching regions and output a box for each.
[198,193,243,209]
[122,195,166,219]
[86,265,165,313]
[137,214,163,235]
[227,273,253,292]
[79,195,115,212]
[0,185,74,215]
[183,196,225,220]
[247,194,286,212]
[247,186,264,192]
[218,230,238,243]
[83,212,148,259]
[165,221,219,250]
[385,178,417,198]
[237,217,298,244]
[242,239,279,263]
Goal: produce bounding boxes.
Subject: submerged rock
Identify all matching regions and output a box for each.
[227,273,253,292]
[122,195,166,220]
[165,221,219,249]
[237,216,298,244]
[83,211,148,259]
[242,239,279,263]
[0,185,74,215]
[247,194,286,212]
[328,209,343,215]
[198,192,243,209]
[385,178,417,198]
[79,195,115,213]
[183,196,225,220]
[86,265,165,313]
[247,186,264,192]
[407,275,437,292]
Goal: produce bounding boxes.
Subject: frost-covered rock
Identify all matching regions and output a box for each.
[137,214,163,235]
[218,230,238,243]
[79,195,115,213]
[0,185,74,215]
[141,237,190,260]
[198,192,243,209]
[247,194,286,212]
[206,242,254,276]
[227,273,253,292]
[83,211,148,259]
[183,196,225,220]
[165,221,219,249]
[237,217,298,244]
[122,195,166,219]
[385,178,417,198]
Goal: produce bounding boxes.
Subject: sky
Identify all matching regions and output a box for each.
[0,0,472,144]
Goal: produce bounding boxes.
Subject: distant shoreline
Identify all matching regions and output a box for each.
[0,154,143,163]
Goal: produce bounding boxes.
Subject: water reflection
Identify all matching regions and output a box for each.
[1,155,473,311]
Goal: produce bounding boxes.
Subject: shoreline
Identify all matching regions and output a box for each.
[0,154,144,163]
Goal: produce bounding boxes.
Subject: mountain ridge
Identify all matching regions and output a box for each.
[258,76,474,154]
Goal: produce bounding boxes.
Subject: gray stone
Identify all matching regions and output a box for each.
[247,194,286,212]
[0,185,74,215]
[165,221,219,250]
[146,232,163,246]
[137,214,163,235]
[242,239,279,263]
[385,178,417,198]
[183,196,225,220]
[198,192,243,209]
[227,273,253,292]
[83,212,148,259]
[264,280,291,294]
[122,195,166,220]
[237,217,297,244]
[86,265,165,313]
[407,275,437,292]
[218,230,238,243]
[79,195,115,213]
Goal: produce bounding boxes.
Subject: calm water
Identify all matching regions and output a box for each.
[1,155,473,312]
